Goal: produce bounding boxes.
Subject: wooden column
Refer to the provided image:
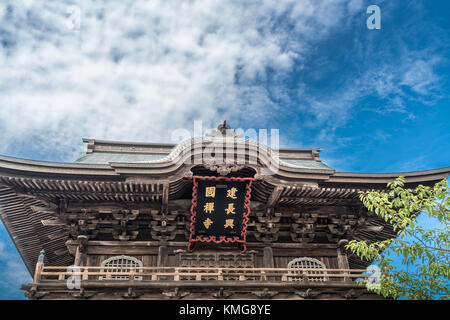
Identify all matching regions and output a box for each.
[157,245,169,267]
[263,246,274,268]
[74,235,88,266]
[161,183,169,222]
[337,239,350,282]
[33,250,45,284]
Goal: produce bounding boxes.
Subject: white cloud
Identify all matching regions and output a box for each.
[0,1,444,161]
[300,50,443,140]
[0,0,365,160]
[401,58,441,95]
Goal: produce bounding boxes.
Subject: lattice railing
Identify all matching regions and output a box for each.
[34,265,374,283]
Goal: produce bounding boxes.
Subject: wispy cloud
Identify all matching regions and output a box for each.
[0,0,368,161]
[301,48,445,150]
[308,53,441,121]
[0,1,446,160]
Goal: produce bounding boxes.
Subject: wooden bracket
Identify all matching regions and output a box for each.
[266,185,284,209]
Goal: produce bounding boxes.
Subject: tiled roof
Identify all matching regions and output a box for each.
[75,152,334,170]
[281,159,333,170]
[75,152,167,164]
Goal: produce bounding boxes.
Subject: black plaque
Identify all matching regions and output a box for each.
[188,176,254,253]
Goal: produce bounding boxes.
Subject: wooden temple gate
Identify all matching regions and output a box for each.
[0,123,447,299]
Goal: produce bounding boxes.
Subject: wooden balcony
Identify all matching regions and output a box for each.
[21,260,383,299]
[36,266,373,282]
[30,263,377,287]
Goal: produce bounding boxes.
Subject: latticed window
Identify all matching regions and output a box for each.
[100,255,143,280]
[287,257,327,282]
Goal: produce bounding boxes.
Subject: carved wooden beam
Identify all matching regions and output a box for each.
[41,217,66,227]
[31,206,57,215]
[266,185,284,208]
[74,235,88,265]
[112,209,140,221]
[162,183,169,214]
[47,230,69,240]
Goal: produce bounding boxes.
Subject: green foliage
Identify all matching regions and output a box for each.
[346,177,450,300]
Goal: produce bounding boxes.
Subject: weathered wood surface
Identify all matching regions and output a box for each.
[263,247,274,268]
[157,246,169,267]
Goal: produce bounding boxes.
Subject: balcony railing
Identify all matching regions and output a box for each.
[34,265,375,283]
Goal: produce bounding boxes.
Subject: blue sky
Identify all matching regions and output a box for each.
[0,0,449,299]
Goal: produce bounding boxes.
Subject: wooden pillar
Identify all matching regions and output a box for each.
[74,235,88,266]
[157,245,169,267]
[33,250,45,284]
[337,239,350,282]
[263,246,274,268]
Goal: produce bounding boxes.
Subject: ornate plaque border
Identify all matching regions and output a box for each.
[188,176,255,253]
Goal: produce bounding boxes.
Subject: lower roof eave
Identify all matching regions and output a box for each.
[29,280,365,290]
[326,167,450,185]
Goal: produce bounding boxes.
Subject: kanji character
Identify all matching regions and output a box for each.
[227,187,238,199]
[225,203,236,215]
[203,218,213,229]
[205,187,216,198]
[224,219,234,229]
[204,202,215,213]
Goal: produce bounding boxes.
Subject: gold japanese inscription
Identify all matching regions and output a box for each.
[204,202,215,213]
[224,219,234,229]
[227,187,238,199]
[225,203,236,215]
[203,218,213,229]
[205,186,216,198]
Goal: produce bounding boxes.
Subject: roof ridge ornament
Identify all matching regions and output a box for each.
[203,163,246,176]
[218,120,230,135]
[206,121,241,138]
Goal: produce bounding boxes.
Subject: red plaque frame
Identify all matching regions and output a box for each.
[188,176,255,253]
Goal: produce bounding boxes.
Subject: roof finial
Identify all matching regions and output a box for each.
[37,249,45,263]
[217,120,231,135]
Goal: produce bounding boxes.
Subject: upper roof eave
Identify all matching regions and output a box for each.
[331,167,450,178]
[82,138,177,148]
[325,167,450,185]
[0,154,117,176]
[82,138,323,151]
[82,138,323,160]
[0,153,448,187]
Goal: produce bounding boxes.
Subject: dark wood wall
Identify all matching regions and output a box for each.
[87,254,159,267]
[84,244,340,269]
